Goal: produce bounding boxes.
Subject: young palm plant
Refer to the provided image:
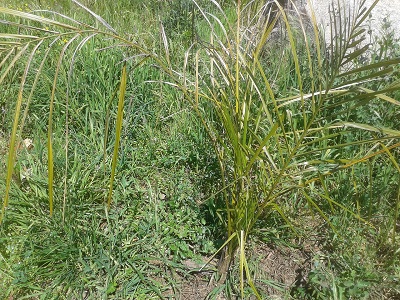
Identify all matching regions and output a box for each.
[0,0,399,297]
[186,0,400,295]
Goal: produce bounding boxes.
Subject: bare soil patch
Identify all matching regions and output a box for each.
[158,241,316,299]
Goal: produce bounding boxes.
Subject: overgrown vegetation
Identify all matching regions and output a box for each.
[0,0,399,299]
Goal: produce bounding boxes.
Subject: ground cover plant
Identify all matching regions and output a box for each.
[0,0,400,299]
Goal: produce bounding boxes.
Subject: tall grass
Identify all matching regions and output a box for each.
[0,0,399,298]
[184,0,400,294]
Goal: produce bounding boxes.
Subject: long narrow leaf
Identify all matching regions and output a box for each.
[1,43,34,223]
[72,0,117,34]
[107,63,127,208]
[47,38,74,216]
[0,7,79,30]
[333,122,400,136]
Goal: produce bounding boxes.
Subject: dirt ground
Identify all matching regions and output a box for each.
[161,235,321,299]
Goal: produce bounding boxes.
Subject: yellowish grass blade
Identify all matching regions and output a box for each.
[47,124,54,215]
[277,2,303,92]
[238,229,262,299]
[1,43,36,223]
[253,10,279,61]
[306,0,322,69]
[246,122,279,174]
[302,191,335,230]
[0,19,60,34]
[379,143,400,244]
[160,22,171,68]
[0,48,15,69]
[334,122,400,136]
[103,84,119,175]
[239,230,245,298]
[72,0,117,34]
[395,186,400,245]
[234,0,241,114]
[358,87,400,106]
[0,7,79,30]
[107,63,127,208]
[199,232,237,272]
[0,43,29,85]
[243,247,261,300]
[0,33,38,39]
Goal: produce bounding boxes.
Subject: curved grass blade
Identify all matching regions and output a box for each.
[62,33,97,222]
[0,43,29,84]
[358,86,400,106]
[159,22,171,68]
[47,37,76,216]
[1,43,35,223]
[72,0,117,34]
[245,121,279,175]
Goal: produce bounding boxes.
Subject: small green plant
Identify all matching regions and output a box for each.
[300,257,374,299]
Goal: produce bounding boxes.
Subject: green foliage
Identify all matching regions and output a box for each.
[0,96,215,298]
[0,0,399,299]
[162,0,194,38]
[183,1,400,296]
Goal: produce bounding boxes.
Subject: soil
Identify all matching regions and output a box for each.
[160,240,319,299]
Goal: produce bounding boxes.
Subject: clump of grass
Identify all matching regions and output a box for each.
[182,0,400,295]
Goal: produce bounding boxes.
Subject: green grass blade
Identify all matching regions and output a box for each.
[395,186,400,246]
[243,247,261,300]
[199,232,237,272]
[47,39,75,216]
[1,43,33,223]
[315,142,400,175]
[302,190,335,231]
[358,87,400,106]
[354,0,379,28]
[107,63,127,208]
[245,122,279,174]
[62,34,96,222]
[338,58,400,78]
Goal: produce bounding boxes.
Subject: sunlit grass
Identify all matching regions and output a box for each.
[0,0,399,299]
